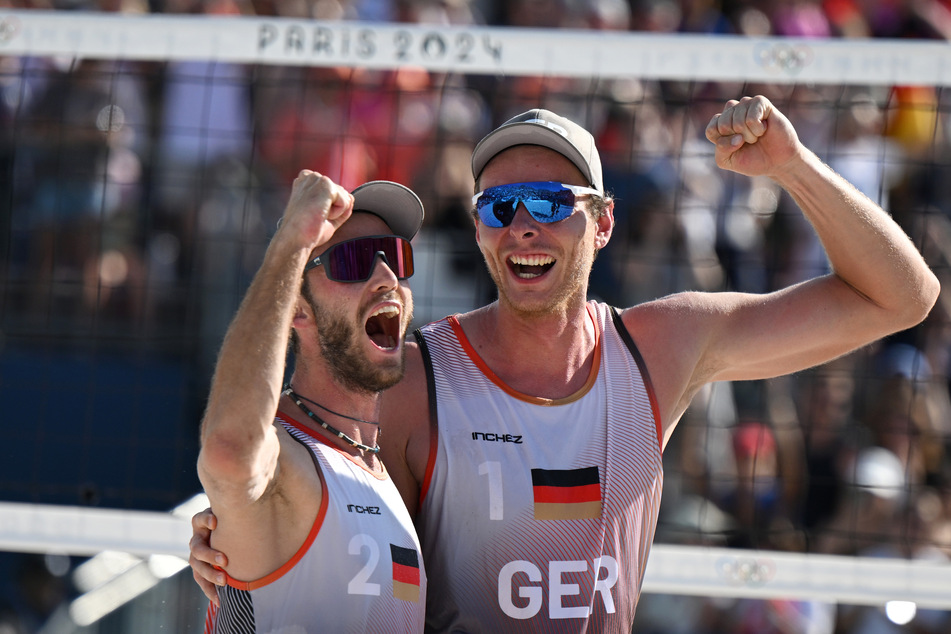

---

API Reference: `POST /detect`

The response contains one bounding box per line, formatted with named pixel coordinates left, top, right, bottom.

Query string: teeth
left=371, top=305, right=400, bottom=318
left=509, top=254, right=555, bottom=266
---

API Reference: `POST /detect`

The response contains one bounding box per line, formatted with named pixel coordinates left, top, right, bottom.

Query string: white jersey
left=415, top=301, right=663, bottom=633
left=205, top=415, right=426, bottom=634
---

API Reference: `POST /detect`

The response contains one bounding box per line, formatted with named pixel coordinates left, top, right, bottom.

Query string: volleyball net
left=2, top=7, right=951, bottom=630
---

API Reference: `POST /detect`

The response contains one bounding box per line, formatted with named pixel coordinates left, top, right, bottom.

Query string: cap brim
left=351, top=181, right=424, bottom=241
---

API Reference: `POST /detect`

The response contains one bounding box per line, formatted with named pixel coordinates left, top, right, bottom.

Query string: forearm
left=197, top=170, right=352, bottom=507
left=198, top=233, right=309, bottom=497
left=775, top=149, right=939, bottom=324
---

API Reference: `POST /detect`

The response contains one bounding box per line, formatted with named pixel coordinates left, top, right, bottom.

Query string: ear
left=472, top=212, right=482, bottom=244
left=292, top=297, right=311, bottom=328
left=594, top=199, right=614, bottom=251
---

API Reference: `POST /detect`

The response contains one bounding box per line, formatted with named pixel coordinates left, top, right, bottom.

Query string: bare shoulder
left=616, top=292, right=738, bottom=443
left=209, top=425, right=323, bottom=581
left=617, top=291, right=715, bottom=364
left=620, top=291, right=722, bottom=344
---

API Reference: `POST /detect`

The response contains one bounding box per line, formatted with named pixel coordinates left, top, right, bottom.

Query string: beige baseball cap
left=351, top=180, right=425, bottom=240
left=471, top=109, right=604, bottom=194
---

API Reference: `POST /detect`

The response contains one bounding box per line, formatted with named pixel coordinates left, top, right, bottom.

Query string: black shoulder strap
left=609, top=305, right=656, bottom=387
left=412, top=328, right=438, bottom=429
left=609, top=305, right=639, bottom=359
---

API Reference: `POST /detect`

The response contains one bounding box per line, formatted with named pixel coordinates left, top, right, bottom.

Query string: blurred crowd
left=3, top=0, right=951, bottom=632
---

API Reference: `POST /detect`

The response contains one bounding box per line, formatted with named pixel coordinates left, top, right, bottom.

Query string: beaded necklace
left=283, top=386, right=380, bottom=454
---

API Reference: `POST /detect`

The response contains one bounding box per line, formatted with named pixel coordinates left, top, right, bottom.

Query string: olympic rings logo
left=0, top=16, right=21, bottom=45
left=715, top=555, right=777, bottom=587
left=753, top=42, right=814, bottom=76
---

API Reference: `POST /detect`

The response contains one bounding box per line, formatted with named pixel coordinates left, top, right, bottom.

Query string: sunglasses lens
left=475, top=182, right=578, bottom=227
left=522, top=197, right=574, bottom=223
left=487, top=199, right=516, bottom=228
left=323, top=236, right=414, bottom=282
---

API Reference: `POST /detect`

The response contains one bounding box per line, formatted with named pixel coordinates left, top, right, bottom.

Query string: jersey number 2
left=347, top=533, right=381, bottom=596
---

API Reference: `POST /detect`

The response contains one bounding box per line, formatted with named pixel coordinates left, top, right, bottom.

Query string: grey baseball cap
left=351, top=180, right=424, bottom=241
left=470, top=109, right=604, bottom=194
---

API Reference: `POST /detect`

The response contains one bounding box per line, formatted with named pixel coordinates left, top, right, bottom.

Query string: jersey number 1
left=479, top=461, right=504, bottom=520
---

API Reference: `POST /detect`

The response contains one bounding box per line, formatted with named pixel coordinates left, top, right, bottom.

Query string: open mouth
left=365, top=305, right=401, bottom=350
left=508, top=254, right=555, bottom=279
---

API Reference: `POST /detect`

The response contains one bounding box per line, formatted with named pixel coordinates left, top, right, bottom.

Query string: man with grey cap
left=193, top=96, right=938, bottom=632
left=198, top=171, right=427, bottom=632
left=397, top=96, right=934, bottom=631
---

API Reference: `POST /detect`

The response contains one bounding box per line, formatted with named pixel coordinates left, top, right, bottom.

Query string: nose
left=367, top=251, right=400, bottom=290
left=508, top=202, right=538, bottom=238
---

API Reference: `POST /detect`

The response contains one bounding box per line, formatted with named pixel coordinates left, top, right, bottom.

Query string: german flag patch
left=390, top=544, right=421, bottom=602
left=532, top=467, right=602, bottom=520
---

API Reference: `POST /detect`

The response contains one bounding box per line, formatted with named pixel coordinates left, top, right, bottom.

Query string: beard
left=306, top=292, right=407, bottom=395
left=485, top=244, right=593, bottom=318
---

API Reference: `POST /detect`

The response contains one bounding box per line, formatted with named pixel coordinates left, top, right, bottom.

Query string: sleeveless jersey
left=205, top=415, right=426, bottom=634
left=414, top=301, right=663, bottom=633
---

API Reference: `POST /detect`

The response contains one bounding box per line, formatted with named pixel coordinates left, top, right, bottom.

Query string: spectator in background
left=253, top=66, right=376, bottom=187
left=15, top=57, right=150, bottom=321
left=817, top=445, right=951, bottom=632
left=793, top=360, right=861, bottom=537
left=591, top=96, right=680, bottom=307
left=150, top=0, right=260, bottom=380
left=865, top=342, right=949, bottom=487
left=815, top=446, right=908, bottom=555
left=718, top=421, right=785, bottom=548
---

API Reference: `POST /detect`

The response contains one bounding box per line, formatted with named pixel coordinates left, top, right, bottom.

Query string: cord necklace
left=283, top=386, right=380, bottom=454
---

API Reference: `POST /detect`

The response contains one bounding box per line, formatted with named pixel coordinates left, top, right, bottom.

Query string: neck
left=289, top=365, right=383, bottom=424
left=463, top=300, right=596, bottom=397
left=487, top=297, right=593, bottom=349
left=282, top=375, right=382, bottom=456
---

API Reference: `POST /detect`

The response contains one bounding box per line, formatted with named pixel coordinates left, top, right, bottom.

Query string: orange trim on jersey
left=203, top=599, right=217, bottom=634
left=220, top=415, right=331, bottom=592
left=417, top=415, right=439, bottom=510
left=447, top=304, right=601, bottom=406
left=626, top=338, right=664, bottom=454
left=609, top=303, right=665, bottom=454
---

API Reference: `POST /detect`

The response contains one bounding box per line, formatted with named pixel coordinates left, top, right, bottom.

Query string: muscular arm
left=709, top=96, right=937, bottom=331
left=626, top=96, right=940, bottom=448
left=197, top=172, right=353, bottom=510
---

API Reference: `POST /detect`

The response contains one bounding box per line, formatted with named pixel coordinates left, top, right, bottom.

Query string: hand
left=189, top=507, right=227, bottom=606
left=705, top=95, right=802, bottom=178
left=276, top=170, right=354, bottom=251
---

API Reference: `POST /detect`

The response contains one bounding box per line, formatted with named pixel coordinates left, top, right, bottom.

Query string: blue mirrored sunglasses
left=304, top=235, right=414, bottom=283
left=471, top=181, right=602, bottom=228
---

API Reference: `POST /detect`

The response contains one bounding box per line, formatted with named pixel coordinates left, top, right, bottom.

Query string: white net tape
left=2, top=500, right=950, bottom=609
left=3, top=9, right=951, bottom=85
